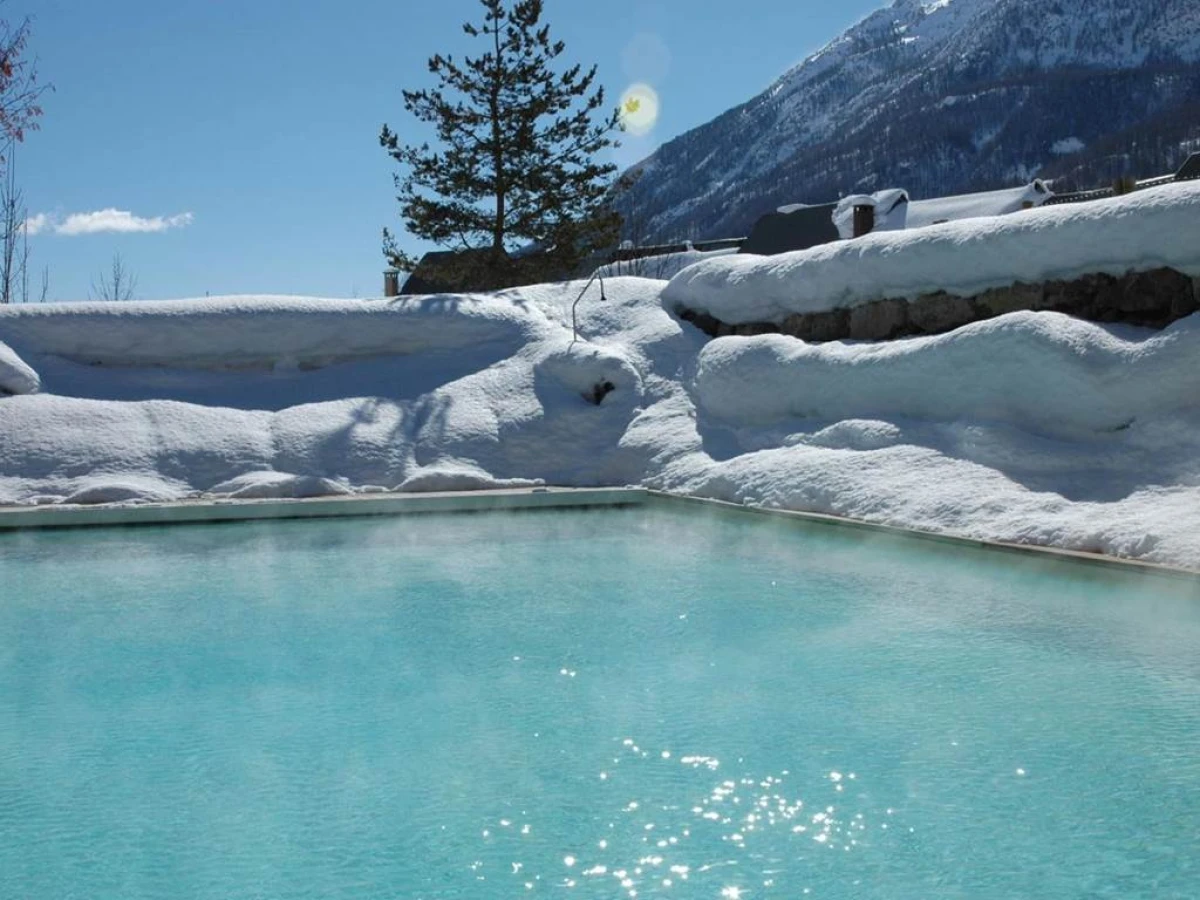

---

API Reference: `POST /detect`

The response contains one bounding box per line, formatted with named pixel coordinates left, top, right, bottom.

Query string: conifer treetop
left=381, top=0, right=621, bottom=278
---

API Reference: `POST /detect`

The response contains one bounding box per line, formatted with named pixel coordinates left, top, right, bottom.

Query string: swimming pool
left=1, top=505, right=1198, bottom=898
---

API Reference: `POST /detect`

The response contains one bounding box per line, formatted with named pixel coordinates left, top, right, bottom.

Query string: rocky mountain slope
left=617, top=0, right=1200, bottom=241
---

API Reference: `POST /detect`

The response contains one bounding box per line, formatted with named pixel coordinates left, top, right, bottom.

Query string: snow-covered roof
left=906, top=180, right=1052, bottom=229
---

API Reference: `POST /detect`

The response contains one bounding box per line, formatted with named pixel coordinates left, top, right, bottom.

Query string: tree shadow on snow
left=33, top=345, right=511, bottom=412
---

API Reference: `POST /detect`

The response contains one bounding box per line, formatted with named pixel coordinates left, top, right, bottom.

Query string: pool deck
left=0, top=486, right=1197, bottom=583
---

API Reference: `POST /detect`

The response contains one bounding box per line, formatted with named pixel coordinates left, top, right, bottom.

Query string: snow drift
left=693, top=311, right=1199, bottom=439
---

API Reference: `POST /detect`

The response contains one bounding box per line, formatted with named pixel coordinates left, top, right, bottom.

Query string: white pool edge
left=649, top=492, right=1200, bottom=584
left=0, top=486, right=649, bottom=528
left=0, top=486, right=1196, bottom=583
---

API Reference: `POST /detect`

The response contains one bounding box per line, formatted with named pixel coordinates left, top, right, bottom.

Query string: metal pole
left=570, top=271, right=606, bottom=344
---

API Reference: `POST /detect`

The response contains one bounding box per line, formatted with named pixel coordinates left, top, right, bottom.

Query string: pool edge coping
left=0, top=486, right=1196, bottom=583
left=0, top=486, right=650, bottom=528
left=646, top=491, right=1200, bottom=584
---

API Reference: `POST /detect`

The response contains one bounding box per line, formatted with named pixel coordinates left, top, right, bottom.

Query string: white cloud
left=20, top=213, right=49, bottom=236
left=22, top=208, right=195, bottom=237
left=56, top=208, right=194, bottom=236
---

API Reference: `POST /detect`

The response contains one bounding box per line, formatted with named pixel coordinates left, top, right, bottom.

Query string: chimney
left=383, top=269, right=401, bottom=297
left=852, top=204, right=875, bottom=238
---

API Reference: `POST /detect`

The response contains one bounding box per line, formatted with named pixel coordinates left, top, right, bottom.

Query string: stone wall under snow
left=663, top=182, right=1200, bottom=329
left=677, top=267, right=1200, bottom=342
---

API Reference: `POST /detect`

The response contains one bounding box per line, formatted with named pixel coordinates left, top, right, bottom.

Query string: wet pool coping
left=0, top=486, right=1196, bottom=584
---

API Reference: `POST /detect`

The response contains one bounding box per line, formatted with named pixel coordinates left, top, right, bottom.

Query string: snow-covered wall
left=0, top=294, right=536, bottom=370
left=664, top=182, right=1200, bottom=324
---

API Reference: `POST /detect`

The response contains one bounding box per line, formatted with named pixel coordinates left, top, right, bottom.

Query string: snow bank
left=0, top=294, right=536, bottom=370
left=664, top=181, right=1200, bottom=324
left=2, top=276, right=1199, bottom=570
left=693, top=312, right=1198, bottom=439
left=0, top=338, right=39, bottom=395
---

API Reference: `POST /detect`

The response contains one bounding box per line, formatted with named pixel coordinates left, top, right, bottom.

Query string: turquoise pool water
left=1, top=507, right=1198, bottom=899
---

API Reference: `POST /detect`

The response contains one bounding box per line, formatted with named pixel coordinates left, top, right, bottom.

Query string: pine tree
left=380, top=0, right=621, bottom=288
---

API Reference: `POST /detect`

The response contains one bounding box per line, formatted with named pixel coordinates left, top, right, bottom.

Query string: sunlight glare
left=620, top=83, right=660, bottom=136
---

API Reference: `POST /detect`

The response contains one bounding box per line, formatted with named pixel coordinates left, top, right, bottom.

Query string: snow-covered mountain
left=617, top=0, right=1200, bottom=241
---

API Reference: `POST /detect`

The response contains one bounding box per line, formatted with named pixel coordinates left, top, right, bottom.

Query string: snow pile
left=2, top=205, right=1200, bottom=569
left=534, top=342, right=643, bottom=405
left=0, top=339, right=39, bottom=395
left=664, top=181, right=1200, bottom=324
left=692, top=312, right=1198, bottom=439
left=207, top=472, right=354, bottom=500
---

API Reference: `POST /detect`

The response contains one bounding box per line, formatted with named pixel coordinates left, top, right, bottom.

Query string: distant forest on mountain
left=615, top=0, right=1200, bottom=241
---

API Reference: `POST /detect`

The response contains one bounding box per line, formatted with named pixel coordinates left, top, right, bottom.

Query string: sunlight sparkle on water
left=470, top=735, right=901, bottom=894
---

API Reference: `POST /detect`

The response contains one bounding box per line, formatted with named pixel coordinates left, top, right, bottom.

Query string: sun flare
left=619, top=83, right=660, bottom=136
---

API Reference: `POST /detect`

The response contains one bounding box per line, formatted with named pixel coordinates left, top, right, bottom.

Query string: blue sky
left=13, top=0, right=881, bottom=300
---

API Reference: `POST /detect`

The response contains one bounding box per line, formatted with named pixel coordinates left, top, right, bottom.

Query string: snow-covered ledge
left=663, top=181, right=1200, bottom=333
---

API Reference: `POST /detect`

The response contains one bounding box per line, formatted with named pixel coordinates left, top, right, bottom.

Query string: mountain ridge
left=616, top=0, right=1200, bottom=242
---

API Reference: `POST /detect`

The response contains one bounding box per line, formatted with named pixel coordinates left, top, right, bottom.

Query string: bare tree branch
left=0, top=140, right=24, bottom=303
left=0, top=5, right=49, bottom=158
left=91, top=253, right=138, bottom=302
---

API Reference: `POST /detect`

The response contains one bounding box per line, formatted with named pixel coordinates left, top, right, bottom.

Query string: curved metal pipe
left=570, top=272, right=606, bottom=344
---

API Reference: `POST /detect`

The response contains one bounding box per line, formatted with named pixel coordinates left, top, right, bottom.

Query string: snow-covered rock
left=533, top=342, right=643, bottom=406
left=0, top=339, right=39, bottom=395
left=692, top=311, right=1198, bottom=440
